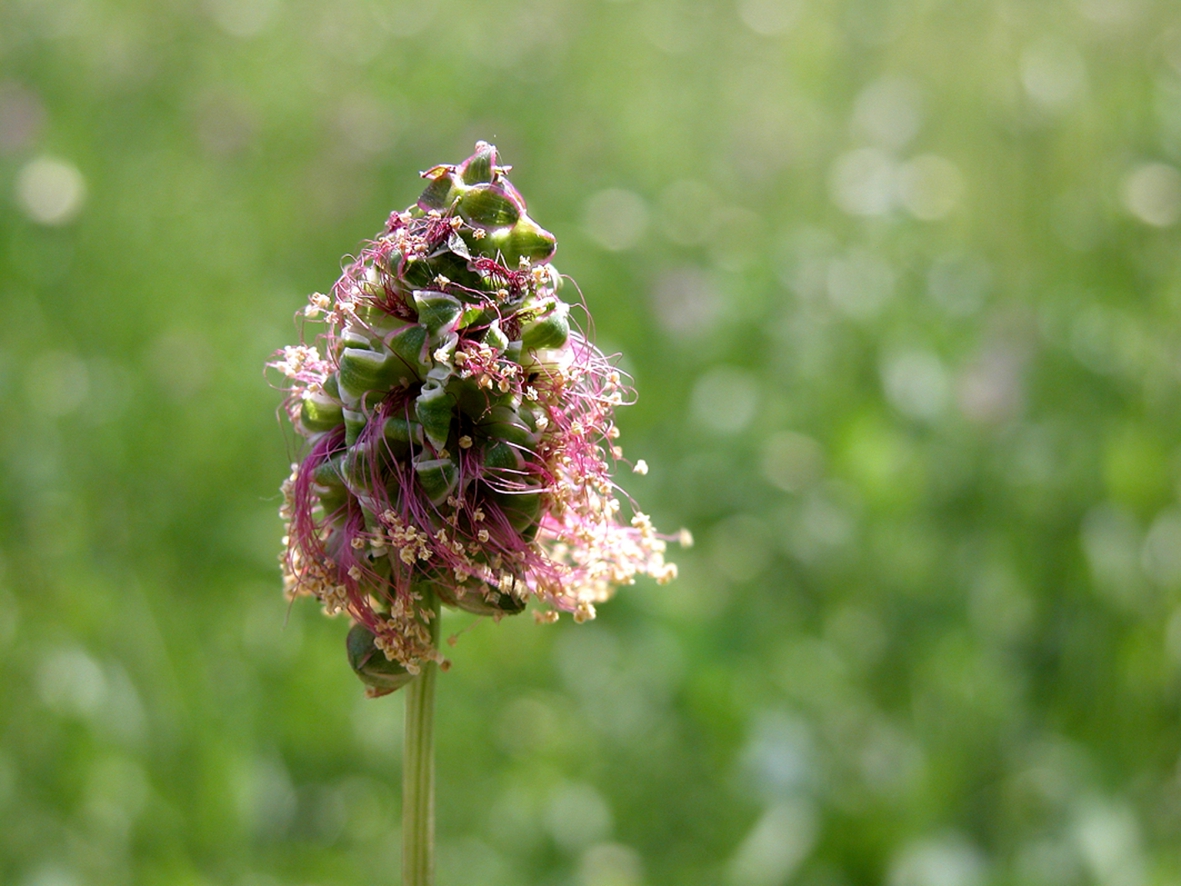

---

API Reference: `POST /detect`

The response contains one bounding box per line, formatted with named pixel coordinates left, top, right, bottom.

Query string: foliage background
left=2, top=0, right=1181, bottom=884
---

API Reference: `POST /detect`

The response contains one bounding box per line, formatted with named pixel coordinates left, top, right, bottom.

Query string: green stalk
left=402, top=590, right=441, bottom=886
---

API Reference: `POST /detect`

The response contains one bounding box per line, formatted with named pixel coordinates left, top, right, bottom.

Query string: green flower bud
left=414, top=456, right=459, bottom=504
left=388, top=325, right=431, bottom=377
left=498, top=217, right=557, bottom=266
left=415, top=377, right=454, bottom=450
left=435, top=581, right=527, bottom=617
left=413, top=291, right=463, bottom=338
left=347, top=622, right=415, bottom=696
left=338, top=347, right=413, bottom=405
left=521, top=300, right=571, bottom=353
left=300, top=391, right=344, bottom=433
left=458, top=184, right=521, bottom=229
left=382, top=415, right=424, bottom=459
left=342, top=407, right=367, bottom=446
left=459, top=141, right=498, bottom=185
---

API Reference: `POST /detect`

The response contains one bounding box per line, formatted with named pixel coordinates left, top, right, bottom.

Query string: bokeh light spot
left=1073, top=802, right=1145, bottom=886
left=20, top=866, right=79, bottom=886
left=881, top=350, right=950, bottom=421
left=16, top=157, right=86, bottom=226
left=1141, top=508, right=1181, bottom=588
left=737, top=0, right=802, bottom=36
left=852, top=76, right=923, bottom=150
left=1121, top=163, right=1181, bottom=227
left=547, top=782, right=613, bottom=852
left=897, top=155, right=965, bottom=221
left=726, top=800, right=818, bottom=886
left=579, top=843, right=643, bottom=886
left=888, top=834, right=986, bottom=886
left=584, top=189, right=650, bottom=251
left=38, top=647, right=107, bottom=717
left=1021, top=38, right=1087, bottom=109
left=830, top=147, right=895, bottom=216
left=206, top=0, right=279, bottom=38
left=692, top=366, right=759, bottom=434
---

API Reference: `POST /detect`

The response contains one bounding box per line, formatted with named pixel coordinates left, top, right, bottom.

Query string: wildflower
left=269, top=142, right=683, bottom=692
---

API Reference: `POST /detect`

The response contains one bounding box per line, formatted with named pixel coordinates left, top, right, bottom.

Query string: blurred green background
left=3, top=0, right=1181, bottom=884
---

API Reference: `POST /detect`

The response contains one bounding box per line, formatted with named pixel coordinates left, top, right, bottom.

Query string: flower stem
left=402, top=590, right=441, bottom=886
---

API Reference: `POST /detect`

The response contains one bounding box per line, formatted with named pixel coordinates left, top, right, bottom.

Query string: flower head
left=271, top=143, right=682, bottom=692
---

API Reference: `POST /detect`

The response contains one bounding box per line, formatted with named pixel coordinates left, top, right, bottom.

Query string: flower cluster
left=271, top=143, right=683, bottom=694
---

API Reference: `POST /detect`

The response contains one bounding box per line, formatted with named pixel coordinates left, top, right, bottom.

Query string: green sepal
left=341, top=328, right=372, bottom=349
left=380, top=248, right=404, bottom=277
left=436, top=581, right=526, bottom=617
left=311, top=459, right=350, bottom=522
left=502, top=217, right=557, bottom=266
left=362, top=550, right=392, bottom=584
left=484, top=220, right=556, bottom=267
left=460, top=142, right=497, bottom=185
left=342, top=448, right=374, bottom=490
left=300, top=392, right=344, bottom=433
left=388, top=325, right=430, bottom=377
left=347, top=622, right=415, bottom=696
left=401, top=250, right=478, bottom=293
left=458, top=184, right=521, bottom=229
left=412, top=291, right=463, bottom=338
left=317, top=486, right=351, bottom=522
left=483, top=405, right=539, bottom=449
left=516, top=403, right=546, bottom=436
left=357, top=271, right=385, bottom=300
left=431, top=250, right=481, bottom=286
left=415, top=379, right=454, bottom=450
left=343, top=408, right=367, bottom=446
left=312, top=455, right=347, bottom=489
left=483, top=320, right=509, bottom=352
left=447, top=374, right=496, bottom=419
left=354, top=303, right=411, bottom=339
left=484, top=441, right=525, bottom=474
left=414, top=456, right=459, bottom=504
left=460, top=305, right=488, bottom=329
left=491, top=490, right=542, bottom=533
left=339, top=347, right=415, bottom=405
left=418, top=173, right=457, bottom=212
left=521, top=301, right=570, bottom=352
left=400, top=256, right=437, bottom=290
left=382, top=415, right=424, bottom=459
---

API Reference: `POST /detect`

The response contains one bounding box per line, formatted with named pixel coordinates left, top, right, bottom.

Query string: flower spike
left=271, top=143, right=682, bottom=687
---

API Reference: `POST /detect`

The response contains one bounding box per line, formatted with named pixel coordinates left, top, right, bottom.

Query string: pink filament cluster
left=272, top=178, right=680, bottom=674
